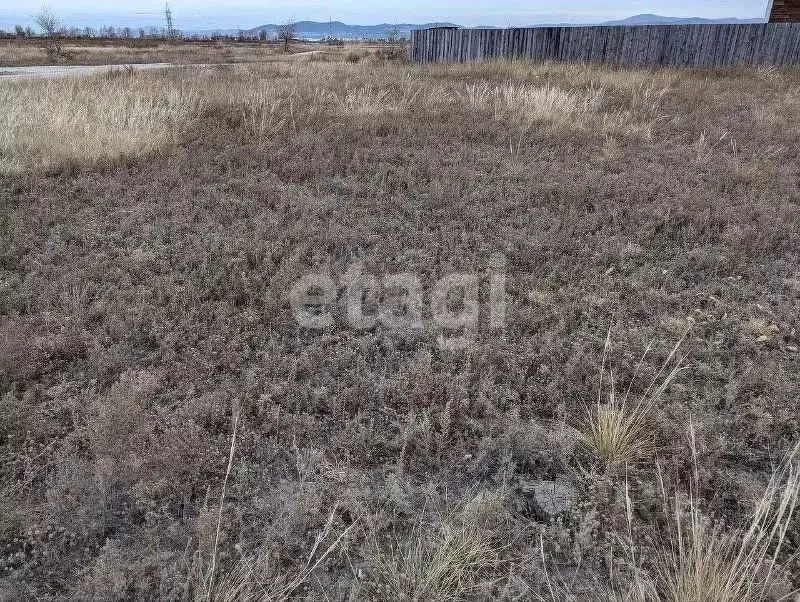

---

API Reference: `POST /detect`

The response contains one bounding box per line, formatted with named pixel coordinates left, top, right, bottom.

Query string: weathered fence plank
left=411, top=24, right=800, bottom=67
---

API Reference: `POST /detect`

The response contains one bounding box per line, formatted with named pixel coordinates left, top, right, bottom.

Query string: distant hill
left=600, top=14, right=764, bottom=26
left=477, top=14, right=765, bottom=28
left=243, top=15, right=766, bottom=40
left=246, top=21, right=458, bottom=40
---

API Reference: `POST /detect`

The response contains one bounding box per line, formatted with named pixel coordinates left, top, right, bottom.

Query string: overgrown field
left=1, top=56, right=799, bottom=599
left=0, top=38, right=320, bottom=68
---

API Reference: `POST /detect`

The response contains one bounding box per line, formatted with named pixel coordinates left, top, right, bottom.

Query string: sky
left=0, top=1, right=772, bottom=32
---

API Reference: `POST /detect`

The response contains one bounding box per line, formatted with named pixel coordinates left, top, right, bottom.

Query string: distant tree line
left=0, top=26, right=408, bottom=43
left=0, top=10, right=409, bottom=46
left=0, top=24, right=295, bottom=42
left=0, top=24, right=189, bottom=40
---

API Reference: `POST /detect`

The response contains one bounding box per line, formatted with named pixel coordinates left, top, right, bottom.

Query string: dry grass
left=600, top=432, right=800, bottom=601
left=0, top=43, right=51, bottom=67
left=553, top=437, right=800, bottom=601
left=0, top=38, right=312, bottom=68
left=1, top=54, right=799, bottom=598
left=462, top=81, right=606, bottom=128
left=0, top=58, right=674, bottom=174
left=0, top=68, right=205, bottom=173
left=653, top=436, right=800, bottom=601
left=198, top=506, right=357, bottom=602
left=369, top=490, right=507, bottom=600
left=579, top=326, right=690, bottom=471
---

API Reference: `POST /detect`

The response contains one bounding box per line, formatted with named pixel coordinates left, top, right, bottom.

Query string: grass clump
left=461, top=81, right=605, bottom=128
left=653, top=436, right=800, bottom=601
left=580, top=326, right=690, bottom=471
left=369, top=491, right=507, bottom=600
left=345, top=51, right=362, bottom=64
left=198, top=506, right=357, bottom=602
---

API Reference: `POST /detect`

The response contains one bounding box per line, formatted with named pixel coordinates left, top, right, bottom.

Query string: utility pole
left=164, top=2, right=175, bottom=40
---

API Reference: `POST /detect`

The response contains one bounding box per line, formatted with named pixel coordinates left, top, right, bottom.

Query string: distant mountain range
left=600, top=14, right=764, bottom=26
left=245, top=15, right=766, bottom=40
left=245, top=21, right=458, bottom=40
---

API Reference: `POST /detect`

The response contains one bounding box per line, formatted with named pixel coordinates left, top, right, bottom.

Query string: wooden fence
left=411, top=24, right=800, bottom=67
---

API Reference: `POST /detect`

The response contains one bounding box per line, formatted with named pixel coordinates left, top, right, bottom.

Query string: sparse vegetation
left=1, top=53, right=799, bottom=598
left=381, top=26, right=408, bottom=62
left=0, top=37, right=315, bottom=68
left=605, top=431, right=800, bottom=601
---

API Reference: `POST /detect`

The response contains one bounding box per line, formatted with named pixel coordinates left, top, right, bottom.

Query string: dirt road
left=0, top=63, right=174, bottom=80
left=0, top=52, right=326, bottom=80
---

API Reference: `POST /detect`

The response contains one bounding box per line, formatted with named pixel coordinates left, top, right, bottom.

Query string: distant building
left=768, top=0, right=800, bottom=22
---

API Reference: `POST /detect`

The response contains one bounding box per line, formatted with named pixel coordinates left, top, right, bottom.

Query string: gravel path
left=0, top=54, right=325, bottom=80
left=0, top=63, right=174, bottom=80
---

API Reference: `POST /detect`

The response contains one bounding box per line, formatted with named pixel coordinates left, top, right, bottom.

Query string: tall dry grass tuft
left=0, top=69, right=205, bottom=173
left=197, top=408, right=240, bottom=601
left=200, top=506, right=358, bottom=602
left=449, top=59, right=671, bottom=136
left=461, top=81, right=605, bottom=128
left=592, top=434, right=800, bottom=602
left=654, top=430, right=800, bottom=601
left=0, top=58, right=673, bottom=175
left=333, top=84, right=392, bottom=116
left=331, top=82, right=421, bottom=116
left=579, top=326, right=691, bottom=471
left=370, top=490, right=506, bottom=600
left=237, top=84, right=286, bottom=147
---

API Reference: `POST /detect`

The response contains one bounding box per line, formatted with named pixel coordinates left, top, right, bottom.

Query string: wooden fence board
left=411, top=23, right=800, bottom=67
